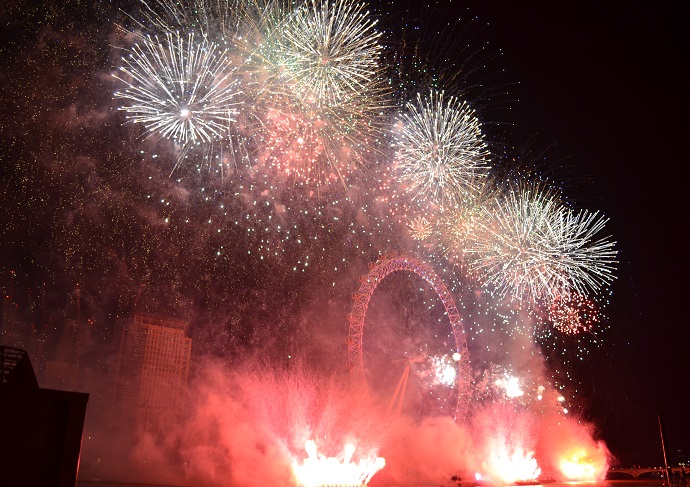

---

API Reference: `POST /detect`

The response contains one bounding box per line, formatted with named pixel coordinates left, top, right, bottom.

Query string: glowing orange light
left=557, top=445, right=608, bottom=482
left=292, top=439, right=385, bottom=487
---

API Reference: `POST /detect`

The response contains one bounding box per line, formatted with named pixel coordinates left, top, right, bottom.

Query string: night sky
left=1, top=0, right=689, bottom=470
left=452, top=0, right=690, bottom=465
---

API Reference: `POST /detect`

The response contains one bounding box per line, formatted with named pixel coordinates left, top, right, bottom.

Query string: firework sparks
left=547, top=293, right=600, bottom=335
left=436, top=181, right=498, bottom=262
left=261, top=107, right=328, bottom=183
left=477, top=406, right=542, bottom=485
left=292, top=439, right=385, bottom=487
left=468, top=183, right=617, bottom=302
left=549, top=208, right=618, bottom=295
left=394, top=90, right=490, bottom=208
left=250, top=0, right=389, bottom=187
left=114, top=31, right=242, bottom=147
left=407, top=215, right=433, bottom=240
left=430, top=354, right=458, bottom=387
left=271, top=0, right=383, bottom=108
left=495, top=374, right=524, bottom=399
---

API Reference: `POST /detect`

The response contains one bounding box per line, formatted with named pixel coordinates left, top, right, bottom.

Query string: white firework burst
left=394, top=90, right=490, bottom=208
left=114, top=31, right=242, bottom=146
left=468, top=183, right=617, bottom=302
left=548, top=207, right=618, bottom=294
left=247, top=0, right=389, bottom=187
left=269, top=0, right=384, bottom=107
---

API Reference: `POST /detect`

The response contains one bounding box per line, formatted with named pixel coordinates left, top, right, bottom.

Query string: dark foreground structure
left=0, top=345, right=89, bottom=487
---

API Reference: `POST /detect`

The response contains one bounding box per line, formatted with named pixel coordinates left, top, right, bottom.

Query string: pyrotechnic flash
left=272, top=0, right=383, bottom=108
left=394, top=90, right=490, bottom=208
left=468, top=183, right=617, bottom=302
left=430, top=354, right=457, bottom=387
left=557, top=444, right=609, bottom=481
left=292, top=439, right=385, bottom=487
left=475, top=405, right=543, bottom=484
left=114, top=31, right=242, bottom=146
left=495, top=375, right=524, bottom=399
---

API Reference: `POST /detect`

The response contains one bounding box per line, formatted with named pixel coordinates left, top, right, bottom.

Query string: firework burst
left=394, top=90, right=490, bottom=208
left=134, top=0, right=280, bottom=40
left=260, top=106, right=328, bottom=183
left=256, top=97, right=385, bottom=187
left=546, top=293, right=601, bottom=335
left=114, top=31, right=242, bottom=147
left=468, top=183, right=617, bottom=302
left=248, top=0, right=389, bottom=187
left=407, top=215, right=433, bottom=241
left=270, top=0, right=384, bottom=108
left=472, top=363, right=572, bottom=415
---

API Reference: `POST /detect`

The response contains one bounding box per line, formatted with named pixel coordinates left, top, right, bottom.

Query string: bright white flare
left=431, top=354, right=457, bottom=387
left=114, top=32, right=241, bottom=145
left=292, top=439, right=385, bottom=487
left=495, top=375, right=524, bottom=399
left=394, top=90, right=490, bottom=208
left=484, top=446, right=541, bottom=485
left=468, top=183, right=617, bottom=301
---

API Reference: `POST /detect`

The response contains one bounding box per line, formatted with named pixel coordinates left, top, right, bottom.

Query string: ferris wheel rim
left=347, top=255, right=471, bottom=422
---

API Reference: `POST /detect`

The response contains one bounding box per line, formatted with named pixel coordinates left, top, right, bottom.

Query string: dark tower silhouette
left=0, top=345, right=89, bottom=487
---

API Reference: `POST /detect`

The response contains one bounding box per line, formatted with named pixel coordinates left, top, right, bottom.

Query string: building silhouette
left=40, top=285, right=91, bottom=390
left=115, top=313, right=192, bottom=432
left=42, top=318, right=86, bottom=390
left=1, top=345, right=89, bottom=487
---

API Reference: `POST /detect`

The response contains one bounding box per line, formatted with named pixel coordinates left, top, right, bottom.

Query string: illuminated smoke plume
left=123, top=359, right=391, bottom=487
left=537, top=414, right=611, bottom=482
